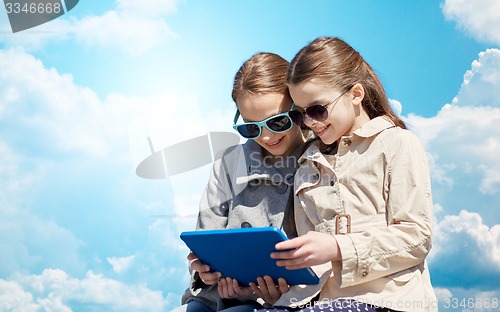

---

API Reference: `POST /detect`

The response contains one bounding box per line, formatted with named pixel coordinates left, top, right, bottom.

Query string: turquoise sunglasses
left=232, top=105, right=295, bottom=139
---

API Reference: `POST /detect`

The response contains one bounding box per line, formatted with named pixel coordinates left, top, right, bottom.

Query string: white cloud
left=0, top=47, right=211, bottom=310
left=431, top=210, right=500, bottom=273
left=1, top=269, right=169, bottom=311
left=0, top=138, right=85, bottom=277
left=442, top=0, right=500, bottom=45
left=0, top=0, right=180, bottom=55
left=0, top=48, right=200, bottom=161
left=398, top=49, right=500, bottom=293
left=389, top=98, right=402, bottom=118
left=73, top=10, right=178, bottom=55
left=406, top=49, right=500, bottom=195
left=107, top=255, right=136, bottom=274
left=0, top=48, right=109, bottom=158
left=451, top=49, right=500, bottom=108
left=408, top=104, right=500, bottom=194
left=0, top=280, right=38, bottom=312
left=433, top=287, right=453, bottom=302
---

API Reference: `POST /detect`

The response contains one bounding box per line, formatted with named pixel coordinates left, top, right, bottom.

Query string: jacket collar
left=298, top=116, right=396, bottom=166
left=235, top=139, right=302, bottom=185
left=298, top=141, right=331, bottom=169
left=352, top=116, right=395, bottom=138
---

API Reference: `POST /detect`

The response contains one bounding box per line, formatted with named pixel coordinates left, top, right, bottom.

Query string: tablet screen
left=180, top=226, right=319, bottom=286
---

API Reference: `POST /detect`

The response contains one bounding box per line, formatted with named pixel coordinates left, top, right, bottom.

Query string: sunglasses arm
left=233, top=109, right=241, bottom=125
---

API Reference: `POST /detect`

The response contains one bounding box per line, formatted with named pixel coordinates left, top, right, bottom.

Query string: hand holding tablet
left=180, top=227, right=319, bottom=286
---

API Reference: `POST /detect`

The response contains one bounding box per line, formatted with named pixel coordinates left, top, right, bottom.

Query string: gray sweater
left=181, top=139, right=305, bottom=311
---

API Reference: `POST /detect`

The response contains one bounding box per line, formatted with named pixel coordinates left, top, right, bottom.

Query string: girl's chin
left=264, top=147, right=286, bottom=156
left=319, top=135, right=336, bottom=145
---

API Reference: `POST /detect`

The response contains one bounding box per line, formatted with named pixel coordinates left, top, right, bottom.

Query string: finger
left=256, top=277, right=266, bottom=292
left=278, top=278, right=290, bottom=294
left=199, top=271, right=220, bottom=280
left=231, top=278, right=242, bottom=296
left=231, top=279, right=247, bottom=297
left=275, top=256, right=306, bottom=268
left=217, top=279, right=224, bottom=297
left=200, top=272, right=221, bottom=282
left=263, top=276, right=280, bottom=298
left=249, top=282, right=262, bottom=298
left=256, top=277, right=272, bottom=302
left=225, top=277, right=236, bottom=298
left=274, top=236, right=305, bottom=250
left=285, top=264, right=308, bottom=270
left=276, top=259, right=309, bottom=270
left=190, top=259, right=211, bottom=273
left=271, top=248, right=303, bottom=260
left=277, top=254, right=312, bottom=269
left=199, top=271, right=221, bottom=284
left=218, top=278, right=229, bottom=298
left=187, top=252, right=197, bottom=261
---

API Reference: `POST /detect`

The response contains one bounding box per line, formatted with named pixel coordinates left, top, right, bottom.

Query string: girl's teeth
left=269, top=138, right=282, bottom=146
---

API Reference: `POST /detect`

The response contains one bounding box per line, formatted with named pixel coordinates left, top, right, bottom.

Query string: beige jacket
left=274, top=116, right=437, bottom=312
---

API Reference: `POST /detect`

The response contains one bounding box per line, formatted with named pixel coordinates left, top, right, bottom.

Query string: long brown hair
left=288, top=37, right=405, bottom=129
left=232, top=52, right=290, bottom=104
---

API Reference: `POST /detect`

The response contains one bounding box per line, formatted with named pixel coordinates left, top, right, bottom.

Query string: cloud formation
left=0, top=0, right=180, bottom=55
left=452, top=49, right=500, bottom=108
left=0, top=269, right=169, bottom=311
left=430, top=210, right=500, bottom=288
left=107, top=255, right=136, bottom=274
left=74, top=0, right=180, bottom=54
left=442, top=0, right=500, bottom=45
left=0, top=48, right=193, bottom=309
left=404, top=48, right=500, bottom=294
left=0, top=48, right=113, bottom=157
left=73, top=10, right=177, bottom=55
left=407, top=49, right=500, bottom=195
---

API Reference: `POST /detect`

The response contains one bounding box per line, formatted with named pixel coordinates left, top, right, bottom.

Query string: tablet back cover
left=180, top=227, right=319, bottom=286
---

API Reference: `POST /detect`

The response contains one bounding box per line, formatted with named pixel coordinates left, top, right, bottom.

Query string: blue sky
left=0, top=0, right=499, bottom=311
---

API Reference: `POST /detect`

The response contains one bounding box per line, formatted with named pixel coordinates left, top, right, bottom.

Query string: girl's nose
left=259, top=126, right=275, bottom=142
left=303, top=114, right=316, bottom=128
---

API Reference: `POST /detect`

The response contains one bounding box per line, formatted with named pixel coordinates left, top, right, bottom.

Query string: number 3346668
left=5, top=2, right=62, bottom=14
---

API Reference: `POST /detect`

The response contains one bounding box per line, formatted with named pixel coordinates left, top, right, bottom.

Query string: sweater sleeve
left=182, top=146, right=241, bottom=310
left=196, top=147, right=239, bottom=230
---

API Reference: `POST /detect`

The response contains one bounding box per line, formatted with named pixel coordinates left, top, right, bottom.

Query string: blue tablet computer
left=180, top=226, right=319, bottom=286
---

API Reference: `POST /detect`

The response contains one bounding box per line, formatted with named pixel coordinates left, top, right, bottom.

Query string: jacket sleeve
left=272, top=191, right=331, bottom=308
left=181, top=147, right=241, bottom=311
left=335, top=130, right=433, bottom=287
left=196, top=147, right=239, bottom=230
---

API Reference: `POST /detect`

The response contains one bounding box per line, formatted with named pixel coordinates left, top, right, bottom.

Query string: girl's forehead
left=290, top=81, right=330, bottom=99
left=236, top=92, right=290, bottom=121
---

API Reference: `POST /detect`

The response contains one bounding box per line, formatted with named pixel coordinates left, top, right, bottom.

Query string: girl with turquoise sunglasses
left=176, top=52, right=312, bottom=312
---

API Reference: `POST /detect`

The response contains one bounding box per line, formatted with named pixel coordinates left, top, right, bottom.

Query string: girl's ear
left=351, top=83, right=365, bottom=106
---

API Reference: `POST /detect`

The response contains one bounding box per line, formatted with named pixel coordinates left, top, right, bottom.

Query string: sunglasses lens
left=289, top=110, right=304, bottom=126
left=236, top=124, right=260, bottom=139
left=267, top=115, right=292, bottom=132
left=306, top=105, right=328, bottom=121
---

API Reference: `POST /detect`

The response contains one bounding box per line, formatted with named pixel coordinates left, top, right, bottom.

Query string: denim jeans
left=171, top=300, right=260, bottom=312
